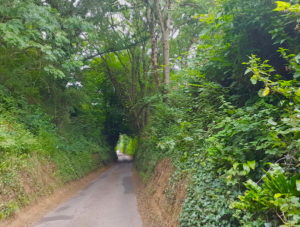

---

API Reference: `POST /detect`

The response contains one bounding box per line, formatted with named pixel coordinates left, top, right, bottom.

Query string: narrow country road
left=32, top=163, right=142, bottom=227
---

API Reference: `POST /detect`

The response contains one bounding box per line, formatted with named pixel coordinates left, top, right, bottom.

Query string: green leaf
left=274, top=1, right=291, bottom=12
left=44, top=65, right=65, bottom=79
left=247, top=160, right=256, bottom=170
left=233, top=162, right=239, bottom=169
left=296, top=180, right=300, bottom=192
left=250, top=76, right=257, bottom=85
left=274, top=193, right=284, bottom=198
left=296, top=88, right=300, bottom=97
left=244, top=68, right=252, bottom=75
left=267, top=118, right=277, bottom=126
left=262, top=87, right=270, bottom=96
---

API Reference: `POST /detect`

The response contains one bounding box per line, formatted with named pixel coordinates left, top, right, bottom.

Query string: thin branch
left=83, top=37, right=149, bottom=61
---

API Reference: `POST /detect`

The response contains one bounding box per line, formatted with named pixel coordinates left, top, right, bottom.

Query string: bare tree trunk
left=146, top=2, right=160, bottom=89
left=151, top=25, right=160, bottom=87
left=162, top=18, right=170, bottom=85
left=154, top=0, right=171, bottom=87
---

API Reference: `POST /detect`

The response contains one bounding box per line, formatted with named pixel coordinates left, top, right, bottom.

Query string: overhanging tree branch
left=83, top=37, right=149, bottom=61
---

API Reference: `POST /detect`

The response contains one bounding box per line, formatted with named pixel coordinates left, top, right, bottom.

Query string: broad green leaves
left=244, top=53, right=300, bottom=102
left=0, top=0, right=93, bottom=84
left=274, top=1, right=300, bottom=13
left=232, top=165, right=300, bottom=226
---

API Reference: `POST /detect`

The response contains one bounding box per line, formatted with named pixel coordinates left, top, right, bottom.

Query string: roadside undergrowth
left=0, top=89, right=113, bottom=221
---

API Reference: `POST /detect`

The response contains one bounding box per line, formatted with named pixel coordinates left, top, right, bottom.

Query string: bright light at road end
left=116, top=151, right=133, bottom=162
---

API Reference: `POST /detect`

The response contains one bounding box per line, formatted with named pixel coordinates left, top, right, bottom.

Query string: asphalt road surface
left=33, top=163, right=142, bottom=227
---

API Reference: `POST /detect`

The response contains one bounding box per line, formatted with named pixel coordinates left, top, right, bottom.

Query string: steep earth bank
left=136, top=159, right=187, bottom=227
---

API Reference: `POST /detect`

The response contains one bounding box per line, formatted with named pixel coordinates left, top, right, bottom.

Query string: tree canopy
left=0, top=0, right=300, bottom=225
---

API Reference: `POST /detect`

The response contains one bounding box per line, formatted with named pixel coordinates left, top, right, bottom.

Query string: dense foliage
left=135, top=0, right=300, bottom=226
left=0, top=0, right=299, bottom=226
left=0, top=0, right=118, bottom=219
